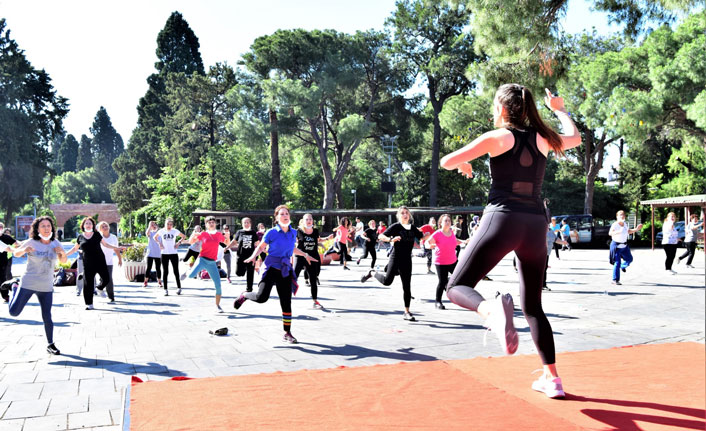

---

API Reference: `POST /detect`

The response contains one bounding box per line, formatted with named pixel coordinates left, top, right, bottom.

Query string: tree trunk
left=582, top=131, right=608, bottom=215
left=429, top=103, right=442, bottom=207
left=269, top=108, right=283, bottom=207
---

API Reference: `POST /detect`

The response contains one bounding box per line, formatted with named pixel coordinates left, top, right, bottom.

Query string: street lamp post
left=29, top=195, right=39, bottom=218
left=351, top=189, right=357, bottom=209
left=381, top=135, right=398, bottom=226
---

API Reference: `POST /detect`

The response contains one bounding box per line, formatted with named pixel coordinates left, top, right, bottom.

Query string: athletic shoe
left=108, top=299, right=115, bottom=304
left=427, top=269, right=434, bottom=275
left=403, top=311, right=416, bottom=322
left=177, top=288, right=182, bottom=295
left=227, top=277, right=231, bottom=284
left=180, top=272, right=187, bottom=281
left=234, top=293, right=246, bottom=310
left=668, top=269, right=677, bottom=275
left=246, top=288, right=253, bottom=292
left=542, top=285, right=552, bottom=291
left=621, top=267, right=627, bottom=273
left=435, top=301, right=446, bottom=310
left=361, top=270, right=373, bottom=283
left=484, top=293, right=518, bottom=355
left=142, top=280, right=148, bottom=287
left=164, top=289, right=169, bottom=296
left=313, top=301, right=323, bottom=310
left=611, top=280, right=622, bottom=285
left=483, top=275, right=493, bottom=281
left=686, top=264, right=695, bottom=268
left=76, top=286, right=81, bottom=296
left=98, top=289, right=107, bottom=298
left=343, top=266, right=350, bottom=271
left=217, top=305, right=224, bottom=313
left=283, top=332, right=298, bottom=344
left=531, top=375, right=565, bottom=399
left=46, top=343, right=60, bottom=355
left=85, top=305, right=94, bottom=310
left=158, top=280, right=163, bottom=288
left=305, top=279, right=310, bottom=286
left=677, top=256, right=682, bottom=264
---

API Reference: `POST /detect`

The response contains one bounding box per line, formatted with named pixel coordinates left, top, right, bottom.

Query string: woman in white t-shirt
left=153, top=218, right=186, bottom=296
left=661, top=212, right=680, bottom=274
left=9, top=216, right=68, bottom=355
left=98, top=222, right=122, bottom=302
left=608, top=210, right=642, bottom=285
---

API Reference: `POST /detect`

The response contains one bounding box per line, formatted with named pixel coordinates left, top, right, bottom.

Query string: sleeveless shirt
left=485, top=128, right=546, bottom=215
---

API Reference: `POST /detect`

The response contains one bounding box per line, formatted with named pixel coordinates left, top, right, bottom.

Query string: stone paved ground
left=0, top=246, right=704, bottom=430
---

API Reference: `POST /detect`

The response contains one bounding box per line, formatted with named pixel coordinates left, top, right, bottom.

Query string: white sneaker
left=177, top=288, right=182, bottom=295
left=217, top=305, right=224, bottom=313
left=669, top=269, right=677, bottom=275
left=85, top=304, right=94, bottom=310
left=483, top=293, right=518, bottom=355
left=76, top=286, right=81, bottom=296
left=686, top=264, right=695, bottom=268
left=98, top=289, right=107, bottom=298
left=532, top=375, right=565, bottom=399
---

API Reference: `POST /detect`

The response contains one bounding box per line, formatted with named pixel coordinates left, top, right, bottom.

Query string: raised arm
left=543, top=89, right=581, bottom=151
left=440, top=129, right=511, bottom=176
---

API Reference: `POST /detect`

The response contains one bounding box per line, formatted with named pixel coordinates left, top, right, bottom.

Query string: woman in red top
left=182, top=216, right=226, bottom=312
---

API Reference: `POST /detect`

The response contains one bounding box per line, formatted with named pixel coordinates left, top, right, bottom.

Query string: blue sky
left=3, top=0, right=621, bottom=147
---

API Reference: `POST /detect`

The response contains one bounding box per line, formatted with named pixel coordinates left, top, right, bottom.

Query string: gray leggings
left=446, top=210, right=556, bottom=365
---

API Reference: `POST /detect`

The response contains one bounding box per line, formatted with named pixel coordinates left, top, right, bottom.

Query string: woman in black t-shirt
left=66, top=217, right=124, bottom=310
left=295, top=214, right=332, bottom=309
left=361, top=207, right=429, bottom=322
left=356, top=220, right=378, bottom=269
left=228, top=217, right=259, bottom=292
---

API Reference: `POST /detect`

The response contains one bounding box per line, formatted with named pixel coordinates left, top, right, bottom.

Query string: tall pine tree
left=54, top=133, right=79, bottom=174
left=91, top=107, right=123, bottom=182
left=112, top=11, right=205, bottom=213
left=0, top=18, right=67, bottom=223
left=76, top=134, right=93, bottom=171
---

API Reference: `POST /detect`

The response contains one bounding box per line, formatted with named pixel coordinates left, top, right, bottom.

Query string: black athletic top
left=383, top=223, right=423, bottom=259
left=486, top=127, right=546, bottom=215
left=77, top=233, right=107, bottom=267
left=234, top=229, right=257, bottom=258
left=297, top=228, right=320, bottom=261
left=364, top=227, right=377, bottom=247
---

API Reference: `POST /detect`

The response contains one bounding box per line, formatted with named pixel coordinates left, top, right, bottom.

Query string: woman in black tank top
left=440, top=85, right=581, bottom=399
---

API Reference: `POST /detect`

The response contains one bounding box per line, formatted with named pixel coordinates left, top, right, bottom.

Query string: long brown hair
left=495, top=84, right=564, bottom=155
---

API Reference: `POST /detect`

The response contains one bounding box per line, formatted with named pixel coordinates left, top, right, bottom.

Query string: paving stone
left=68, top=410, right=112, bottom=429
left=35, top=368, right=71, bottom=383
left=22, top=413, right=67, bottom=431
left=2, top=399, right=49, bottom=419
left=1, top=383, right=44, bottom=402
left=0, top=419, right=23, bottom=431
left=40, top=380, right=79, bottom=399
left=46, top=395, right=88, bottom=415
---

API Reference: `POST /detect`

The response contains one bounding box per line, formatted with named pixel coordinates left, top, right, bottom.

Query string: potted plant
left=122, top=243, right=147, bottom=282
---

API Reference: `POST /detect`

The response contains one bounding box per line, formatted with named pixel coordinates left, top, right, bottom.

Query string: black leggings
left=663, top=244, right=678, bottom=270
left=161, top=254, right=181, bottom=290
left=183, top=249, right=199, bottom=264
left=679, top=242, right=697, bottom=265
left=145, top=256, right=162, bottom=280
left=339, top=243, right=348, bottom=265
left=374, top=255, right=413, bottom=308
left=235, top=257, right=255, bottom=291
left=435, top=262, right=457, bottom=302
left=360, top=244, right=377, bottom=268
left=295, top=256, right=321, bottom=300
left=244, top=267, right=292, bottom=332
left=446, top=210, right=556, bottom=365
left=83, top=260, right=110, bottom=306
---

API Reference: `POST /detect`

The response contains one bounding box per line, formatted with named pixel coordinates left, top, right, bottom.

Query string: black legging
left=183, top=249, right=199, bottom=263
left=679, top=242, right=697, bottom=266
left=360, top=243, right=377, bottom=268
left=83, top=260, right=110, bottom=306
left=339, top=243, right=349, bottom=265
left=145, top=256, right=162, bottom=280
left=446, top=211, right=556, bottom=365
left=236, top=257, right=255, bottom=291
left=244, top=267, right=292, bottom=332
left=161, top=254, right=181, bottom=291
left=374, top=256, right=413, bottom=308
left=294, top=256, right=321, bottom=300
left=663, top=244, right=678, bottom=270
left=435, top=262, right=457, bottom=302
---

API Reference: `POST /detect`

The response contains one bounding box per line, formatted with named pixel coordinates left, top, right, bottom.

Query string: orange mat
left=129, top=342, right=705, bottom=430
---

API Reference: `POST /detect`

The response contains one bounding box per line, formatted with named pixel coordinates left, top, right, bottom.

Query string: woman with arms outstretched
left=440, top=85, right=581, bottom=399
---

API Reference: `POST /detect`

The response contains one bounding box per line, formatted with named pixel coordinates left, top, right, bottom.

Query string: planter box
left=123, top=261, right=147, bottom=282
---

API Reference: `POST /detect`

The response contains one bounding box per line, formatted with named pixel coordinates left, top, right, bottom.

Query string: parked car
left=553, top=214, right=613, bottom=247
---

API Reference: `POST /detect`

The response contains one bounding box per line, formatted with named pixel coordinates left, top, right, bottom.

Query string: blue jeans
left=612, top=246, right=633, bottom=282
left=188, top=257, right=221, bottom=295
left=9, top=286, right=54, bottom=344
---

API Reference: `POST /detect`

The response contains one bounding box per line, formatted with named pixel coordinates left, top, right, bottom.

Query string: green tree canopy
left=76, top=134, right=93, bottom=171
left=90, top=107, right=124, bottom=182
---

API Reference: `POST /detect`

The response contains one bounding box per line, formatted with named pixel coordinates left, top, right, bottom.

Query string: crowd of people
left=2, top=85, right=703, bottom=400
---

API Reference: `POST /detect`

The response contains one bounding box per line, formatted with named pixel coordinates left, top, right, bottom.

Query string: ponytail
left=496, top=84, right=564, bottom=155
